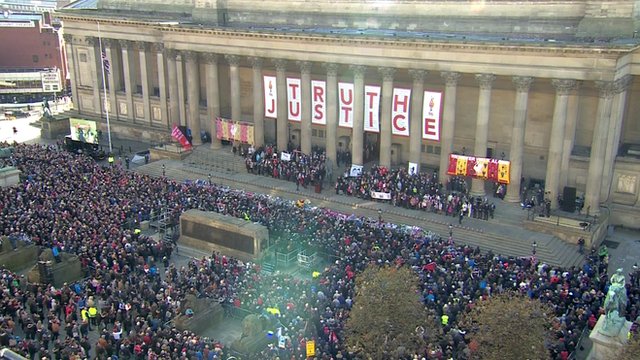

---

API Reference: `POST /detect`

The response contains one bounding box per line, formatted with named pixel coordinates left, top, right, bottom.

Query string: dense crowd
left=0, top=143, right=638, bottom=360
left=244, top=145, right=328, bottom=190
left=335, top=166, right=497, bottom=223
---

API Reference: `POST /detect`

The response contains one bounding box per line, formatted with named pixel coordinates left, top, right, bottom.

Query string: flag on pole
left=101, top=49, right=110, bottom=75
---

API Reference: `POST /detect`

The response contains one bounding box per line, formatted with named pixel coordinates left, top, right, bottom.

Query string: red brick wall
left=0, top=19, right=67, bottom=81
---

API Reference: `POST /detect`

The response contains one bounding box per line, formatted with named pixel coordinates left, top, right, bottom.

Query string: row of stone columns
left=76, top=37, right=630, bottom=213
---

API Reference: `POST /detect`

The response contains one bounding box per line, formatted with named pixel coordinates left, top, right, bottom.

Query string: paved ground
left=7, top=115, right=640, bottom=360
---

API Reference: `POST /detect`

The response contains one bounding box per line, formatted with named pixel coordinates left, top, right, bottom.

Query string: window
left=32, top=55, right=39, bottom=63
left=79, top=53, right=87, bottom=62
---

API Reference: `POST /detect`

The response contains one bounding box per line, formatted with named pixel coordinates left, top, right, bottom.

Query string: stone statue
left=600, top=268, right=628, bottom=335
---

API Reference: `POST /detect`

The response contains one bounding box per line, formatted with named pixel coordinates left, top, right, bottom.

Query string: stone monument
left=26, top=249, right=83, bottom=287
left=588, top=268, right=633, bottom=359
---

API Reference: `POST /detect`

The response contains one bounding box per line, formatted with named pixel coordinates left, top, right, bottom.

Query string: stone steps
left=137, top=159, right=584, bottom=269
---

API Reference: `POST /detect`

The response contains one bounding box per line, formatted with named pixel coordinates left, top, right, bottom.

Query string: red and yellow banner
left=447, top=154, right=511, bottom=184
left=216, top=117, right=255, bottom=145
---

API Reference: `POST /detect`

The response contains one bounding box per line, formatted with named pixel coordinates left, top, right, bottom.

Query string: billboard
left=69, top=118, right=99, bottom=144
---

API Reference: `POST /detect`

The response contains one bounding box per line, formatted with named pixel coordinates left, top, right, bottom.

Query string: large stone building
left=58, top=0, right=640, bottom=226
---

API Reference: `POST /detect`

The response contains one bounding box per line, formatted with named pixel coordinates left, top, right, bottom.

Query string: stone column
left=601, top=75, right=631, bottom=200
left=103, top=39, right=118, bottom=121
left=560, top=85, right=580, bottom=189
left=298, top=61, right=312, bottom=154
left=470, top=73, right=495, bottom=196
left=165, top=49, right=179, bottom=126
left=137, top=42, right=152, bottom=125
left=409, top=69, right=426, bottom=171
left=204, top=54, right=222, bottom=149
left=351, top=65, right=366, bottom=166
left=226, top=55, right=242, bottom=122
left=86, top=37, right=102, bottom=115
left=250, top=57, right=264, bottom=148
left=505, top=76, right=534, bottom=203
left=119, top=40, right=135, bottom=122
left=153, top=43, right=168, bottom=128
left=439, top=72, right=461, bottom=182
left=378, top=67, right=395, bottom=168
left=176, top=53, right=187, bottom=126
left=584, top=81, right=615, bottom=215
left=63, top=34, right=79, bottom=113
left=545, top=79, right=577, bottom=209
left=185, top=51, right=202, bottom=145
left=324, top=63, right=339, bottom=168
left=274, top=59, right=288, bottom=152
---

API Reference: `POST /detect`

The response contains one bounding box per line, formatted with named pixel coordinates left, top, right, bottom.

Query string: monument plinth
left=588, top=314, right=632, bottom=360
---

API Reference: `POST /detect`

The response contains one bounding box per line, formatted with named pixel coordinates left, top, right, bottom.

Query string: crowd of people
left=243, top=145, right=328, bottom=190
left=335, top=166, right=497, bottom=223
left=0, top=143, right=638, bottom=359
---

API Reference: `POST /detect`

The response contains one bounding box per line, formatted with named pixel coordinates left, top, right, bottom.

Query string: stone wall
left=96, top=0, right=640, bottom=38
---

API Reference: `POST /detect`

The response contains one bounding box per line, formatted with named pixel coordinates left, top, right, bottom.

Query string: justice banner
left=447, top=154, right=511, bottom=184
left=215, top=117, right=255, bottom=145
left=263, top=77, right=444, bottom=141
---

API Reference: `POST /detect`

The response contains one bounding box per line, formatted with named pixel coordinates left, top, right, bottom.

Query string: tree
left=616, top=335, right=640, bottom=360
left=344, top=265, right=437, bottom=360
left=459, top=291, right=554, bottom=360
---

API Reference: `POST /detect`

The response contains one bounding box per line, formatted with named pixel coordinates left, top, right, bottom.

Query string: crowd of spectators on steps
left=335, top=166, right=497, bottom=222
left=243, top=144, right=328, bottom=190
left=0, top=143, right=638, bottom=359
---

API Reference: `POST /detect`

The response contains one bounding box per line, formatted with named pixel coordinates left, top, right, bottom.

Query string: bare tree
left=344, top=265, right=438, bottom=360
left=459, top=291, right=554, bottom=360
left=615, top=335, right=640, bottom=360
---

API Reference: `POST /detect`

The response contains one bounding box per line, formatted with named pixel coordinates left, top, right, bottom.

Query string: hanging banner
left=456, top=156, right=468, bottom=176
left=172, top=124, right=192, bottom=150
left=487, top=159, right=500, bottom=182
left=286, top=77, right=301, bottom=122
left=263, top=75, right=277, bottom=119
left=338, top=82, right=354, bottom=128
left=498, top=160, right=510, bottom=184
left=447, top=154, right=511, bottom=184
left=311, top=80, right=326, bottom=125
left=422, top=91, right=442, bottom=141
left=364, top=85, right=381, bottom=133
left=391, top=88, right=411, bottom=136
left=215, top=117, right=255, bottom=145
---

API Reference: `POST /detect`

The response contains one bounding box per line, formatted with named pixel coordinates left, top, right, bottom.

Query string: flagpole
left=97, top=21, right=113, bottom=154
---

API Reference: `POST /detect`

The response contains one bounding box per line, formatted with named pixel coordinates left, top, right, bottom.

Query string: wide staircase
left=135, top=149, right=584, bottom=269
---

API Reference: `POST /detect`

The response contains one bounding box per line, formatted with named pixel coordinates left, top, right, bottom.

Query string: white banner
left=338, top=82, right=354, bottom=128
left=371, top=191, right=392, bottom=200
left=408, top=162, right=419, bottom=175
left=391, top=88, right=411, bottom=136
left=287, top=78, right=301, bottom=122
left=364, top=85, right=381, bottom=133
left=349, top=164, right=363, bottom=177
left=422, top=91, right=442, bottom=141
left=311, top=80, right=326, bottom=125
left=280, top=152, right=291, bottom=161
left=263, top=75, right=277, bottom=118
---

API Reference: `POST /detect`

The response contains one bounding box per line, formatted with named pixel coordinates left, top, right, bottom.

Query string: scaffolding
left=150, top=209, right=178, bottom=244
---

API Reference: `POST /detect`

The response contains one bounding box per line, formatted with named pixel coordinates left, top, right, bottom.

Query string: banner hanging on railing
left=215, top=117, right=255, bottom=145
left=171, top=124, right=192, bottom=150
left=447, top=154, right=511, bottom=184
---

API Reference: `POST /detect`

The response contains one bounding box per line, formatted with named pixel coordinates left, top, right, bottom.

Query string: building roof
left=62, top=0, right=96, bottom=10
